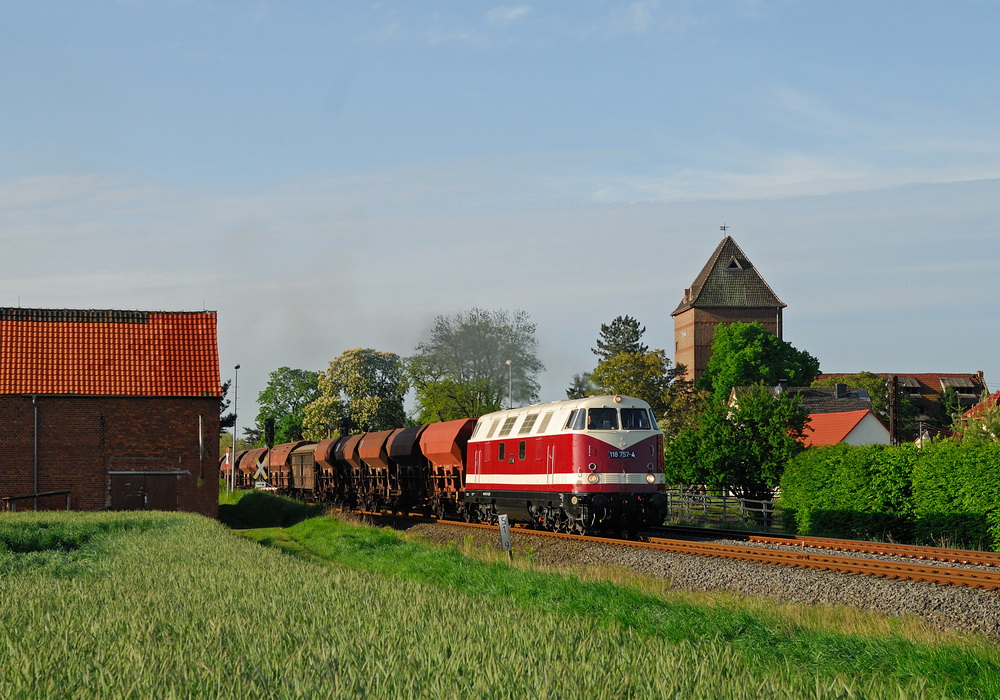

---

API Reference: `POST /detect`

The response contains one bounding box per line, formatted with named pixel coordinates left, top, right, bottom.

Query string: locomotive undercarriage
left=463, top=491, right=665, bottom=536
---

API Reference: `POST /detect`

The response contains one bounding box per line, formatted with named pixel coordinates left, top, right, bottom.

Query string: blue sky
left=3, top=1, right=999, bottom=423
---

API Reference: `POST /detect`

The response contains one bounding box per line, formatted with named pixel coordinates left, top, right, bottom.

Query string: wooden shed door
left=110, top=473, right=179, bottom=511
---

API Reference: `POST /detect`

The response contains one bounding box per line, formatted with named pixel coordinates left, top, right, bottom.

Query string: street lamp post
left=505, top=359, right=512, bottom=409
left=231, top=363, right=240, bottom=491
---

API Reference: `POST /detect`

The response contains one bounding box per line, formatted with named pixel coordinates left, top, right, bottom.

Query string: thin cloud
left=487, top=6, right=532, bottom=29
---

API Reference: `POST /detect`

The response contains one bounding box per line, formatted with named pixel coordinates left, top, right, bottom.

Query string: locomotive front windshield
left=565, top=407, right=656, bottom=431
left=620, top=408, right=652, bottom=430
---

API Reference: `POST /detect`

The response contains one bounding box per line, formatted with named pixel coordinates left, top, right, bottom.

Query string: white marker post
left=498, top=513, right=513, bottom=563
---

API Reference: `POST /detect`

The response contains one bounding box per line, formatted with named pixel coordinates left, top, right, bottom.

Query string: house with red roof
left=960, top=390, right=1000, bottom=421
left=800, top=410, right=891, bottom=447
left=816, top=372, right=987, bottom=430
left=0, top=308, right=222, bottom=516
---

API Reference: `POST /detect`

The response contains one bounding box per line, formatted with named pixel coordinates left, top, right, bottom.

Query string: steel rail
left=441, top=521, right=1000, bottom=590
left=746, top=535, right=1000, bottom=568
left=657, top=525, right=1000, bottom=568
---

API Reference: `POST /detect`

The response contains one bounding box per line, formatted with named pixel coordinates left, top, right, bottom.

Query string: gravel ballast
left=407, top=523, right=1000, bottom=640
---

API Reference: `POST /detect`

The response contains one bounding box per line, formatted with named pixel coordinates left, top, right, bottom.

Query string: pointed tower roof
left=672, top=236, right=786, bottom=315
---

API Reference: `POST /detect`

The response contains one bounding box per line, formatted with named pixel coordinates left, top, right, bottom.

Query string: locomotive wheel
left=542, top=506, right=564, bottom=532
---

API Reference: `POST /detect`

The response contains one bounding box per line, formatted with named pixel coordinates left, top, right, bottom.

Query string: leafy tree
left=589, top=350, right=680, bottom=414
left=252, top=367, right=322, bottom=445
left=592, top=315, right=648, bottom=362
left=656, top=377, right=709, bottom=440
left=699, top=322, right=820, bottom=401
left=952, top=395, right=1000, bottom=443
left=936, top=386, right=964, bottom=432
left=565, top=373, right=595, bottom=400
left=409, top=308, right=544, bottom=423
left=663, top=383, right=809, bottom=500
left=580, top=316, right=703, bottom=433
left=303, top=348, right=408, bottom=439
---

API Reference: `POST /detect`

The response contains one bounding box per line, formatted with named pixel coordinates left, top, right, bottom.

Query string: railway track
left=656, top=524, right=1000, bottom=568
left=440, top=520, right=1000, bottom=590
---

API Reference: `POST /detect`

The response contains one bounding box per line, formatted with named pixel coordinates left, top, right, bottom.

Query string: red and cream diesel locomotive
left=224, top=394, right=666, bottom=534
left=464, top=394, right=666, bottom=533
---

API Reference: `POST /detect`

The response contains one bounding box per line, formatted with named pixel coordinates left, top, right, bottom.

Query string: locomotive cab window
left=587, top=408, right=618, bottom=430
left=565, top=409, right=586, bottom=430
left=621, top=408, right=651, bottom=430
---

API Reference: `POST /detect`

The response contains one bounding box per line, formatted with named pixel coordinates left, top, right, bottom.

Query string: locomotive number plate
left=608, top=450, right=637, bottom=458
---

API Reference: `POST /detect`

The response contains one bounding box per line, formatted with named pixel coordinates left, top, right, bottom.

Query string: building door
left=110, top=472, right=179, bottom=511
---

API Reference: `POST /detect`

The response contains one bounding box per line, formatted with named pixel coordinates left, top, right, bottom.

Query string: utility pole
left=888, top=374, right=899, bottom=446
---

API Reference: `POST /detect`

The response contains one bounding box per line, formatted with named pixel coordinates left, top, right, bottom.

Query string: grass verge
left=0, top=494, right=996, bottom=698
left=243, top=513, right=1000, bottom=698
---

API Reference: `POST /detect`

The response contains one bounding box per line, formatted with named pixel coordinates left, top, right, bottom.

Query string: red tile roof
left=801, top=409, right=875, bottom=447
left=962, top=390, right=1000, bottom=420
left=0, top=308, right=221, bottom=397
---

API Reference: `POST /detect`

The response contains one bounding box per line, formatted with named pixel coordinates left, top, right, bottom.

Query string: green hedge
left=779, top=444, right=917, bottom=542
left=780, top=442, right=1000, bottom=550
left=912, top=442, right=1000, bottom=550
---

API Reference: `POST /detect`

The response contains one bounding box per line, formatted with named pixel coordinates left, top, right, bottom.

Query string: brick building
left=672, top=236, right=786, bottom=383
left=817, top=371, right=988, bottom=434
left=0, top=308, right=222, bottom=517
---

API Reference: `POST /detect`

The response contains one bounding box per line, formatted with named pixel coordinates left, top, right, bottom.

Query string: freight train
left=222, top=395, right=666, bottom=534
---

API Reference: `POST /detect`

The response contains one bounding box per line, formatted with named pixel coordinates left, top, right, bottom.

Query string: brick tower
left=672, top=236, right=786, bottom=383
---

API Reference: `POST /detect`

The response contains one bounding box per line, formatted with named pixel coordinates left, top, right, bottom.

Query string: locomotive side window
left=587, top=408, right=618, bottom=430
left=498, top=443, right=506, bottom=461
left=621, top=408, right=651, bottom=430
left=565, top=409, right=586, bottom=430
left=519, top=413, right=538, bottom=435
left=486, top=420, right=501, bottom=439
left=518, top=441, right=526, bottom=460
left=498, top=416, right=518, bottom=437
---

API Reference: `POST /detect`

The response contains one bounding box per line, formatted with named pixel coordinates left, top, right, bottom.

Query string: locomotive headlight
left=587, top=473, right=600, bottom=484
left=645, top=473, right=656, bottom=484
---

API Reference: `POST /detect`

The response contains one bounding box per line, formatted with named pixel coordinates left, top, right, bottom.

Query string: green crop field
left=0, top=499, right=997, bottom=698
